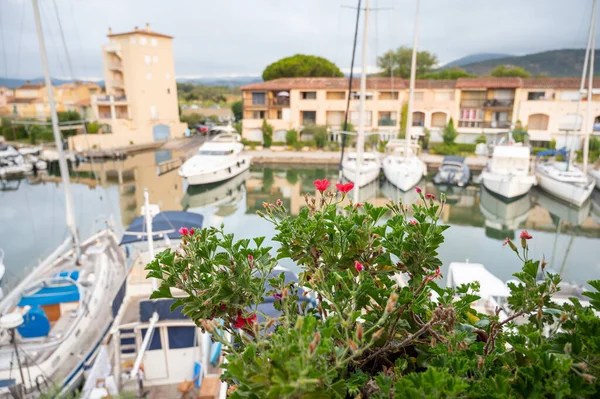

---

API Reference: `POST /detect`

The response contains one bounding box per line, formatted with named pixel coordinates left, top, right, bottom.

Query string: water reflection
left=1, top=156, right=600, bottom=291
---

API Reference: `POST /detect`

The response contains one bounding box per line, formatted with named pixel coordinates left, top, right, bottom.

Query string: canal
left=1, top=149, right=599, bottom=294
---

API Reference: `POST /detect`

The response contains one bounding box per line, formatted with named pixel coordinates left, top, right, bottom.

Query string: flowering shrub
left=147, top=182, right=600, bottom=398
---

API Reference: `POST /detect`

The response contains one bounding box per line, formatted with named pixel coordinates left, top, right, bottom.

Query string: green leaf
left=149, top=282, right=173, bottom=299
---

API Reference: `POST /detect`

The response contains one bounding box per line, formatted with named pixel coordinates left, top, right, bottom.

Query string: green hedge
left=429, top=143, right=476, bottom=156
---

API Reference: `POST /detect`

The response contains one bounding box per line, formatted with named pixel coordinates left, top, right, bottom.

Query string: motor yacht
left=481, top=145, right=536, bottom=201
left=433, top=156, right=470, bottom=187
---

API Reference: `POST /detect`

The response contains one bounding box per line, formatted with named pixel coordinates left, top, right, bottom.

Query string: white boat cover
left=447, top=262, right=510, bottom=298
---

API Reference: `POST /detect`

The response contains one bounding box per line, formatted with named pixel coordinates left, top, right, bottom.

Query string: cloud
left=0, top=0, right=594, bottom=80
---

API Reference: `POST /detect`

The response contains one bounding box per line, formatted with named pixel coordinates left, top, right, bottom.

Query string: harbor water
left=1, top=150, right=599, bottom=295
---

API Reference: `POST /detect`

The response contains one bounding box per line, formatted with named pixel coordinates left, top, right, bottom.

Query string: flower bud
left=356, top=323, right=364, bottom=341
left=583, top=374, right=595, bottom=384
left=295, top=316, right=304, bottom=331
left=371, top=328, right=385, bottom=342
left=477, top=355, right=484, bottom=370
left=265, top=318, right=277, bottom=330
left=385, top=292, right=398, bottom=313
left=564, top=342, right=571, bottom=354
left=347, top=339, right=358, bottom=352
left=256, top=210, right=265, bottom=218
left=559, top=312, right=568, bottom=323
left=281, top=287, right=289, bottom=299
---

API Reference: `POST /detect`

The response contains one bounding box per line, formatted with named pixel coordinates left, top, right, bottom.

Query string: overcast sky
left=0, top=0, right=597, bottom=80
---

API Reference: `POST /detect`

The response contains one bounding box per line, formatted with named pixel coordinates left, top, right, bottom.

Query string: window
left=146, top=72, right=152, bottom=80
left=251, top=92, right=266, bottom=105
left=326, top=91, right=345, bottom=100
left=413, top=92, right=424, bottom=101
left=140, top=37, right=147, bottom=45
left=350, top=111, right=372, bottom=126
left=527, top=114, right=549, bottom=130
left=326, top=111, right=344, bottom=126
left=301, top=91, right=317, bottom=100
left=560, top=90, right=580, bottom=101
left=144, top=55, right=151, bottom=65
left=460, top=108, right=483, bottom=121
left=379, top=91, right=399, bottom=100
left=412, top=112, right=425, bottom=126
left=431, top=112, right=447, bottom=128
left=435, top=92, right=453, bottom=102
left=153, top=55, right=159, bottom=63
left=252, top=110, right=265, bottom=119
left=151, top=38, right=158, bottom=47
left=378, top=111, right=397, bottom=126
left=594, top=116, right=600, bottom=131
left=528, top=91, right=546, bottom=101
left=302, top=111, right=317, bottom=125
left=351, top=92, right=373, bottom=100
left=141, top=328, right=162, bottom=350
left=150, top=105, right=158, bottom=119
left=277, top=110, right=282, bottom=119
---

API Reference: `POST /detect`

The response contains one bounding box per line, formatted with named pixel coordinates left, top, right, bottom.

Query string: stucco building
left=69, top=24, right=186, bottom=150
left=241, top=77, right=600, bottom=149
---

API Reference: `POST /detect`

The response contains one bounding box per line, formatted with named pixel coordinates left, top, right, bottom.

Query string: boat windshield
left=439, top=165, right=462, bottom=179
left=198, top=150, right=234, bottom=156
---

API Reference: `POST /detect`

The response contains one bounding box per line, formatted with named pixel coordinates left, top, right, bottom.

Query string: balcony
left=112, top=79, right=125, bottom=89
left=99, top=112, right=112, bottom=119
left=104, top=43, right=122, bottom=55
left=378, top=118, right=397, bottom=127
left=109, top=62, right=123, bottom=71
left=95, top=95, right=127, bottom=104
left=412, top=121, right=425, bottom=127
left=271, top=97, right=290, bottom=107
left=482, top=99, right=514, bottom=109
left=458, top=120, right=511, bottom=129
left=460, top=99, right=485, bottom=108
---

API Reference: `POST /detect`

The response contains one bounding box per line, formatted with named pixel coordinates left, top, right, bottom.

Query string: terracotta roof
left=17, top=82, right=44, bottom=90
left=521, top=77, right=600, bottom=89
left=108, top=29, right=172, bottom=39
left=8, top=98, right=36, bottom=104
left=456, top=77, right=522, bottom=89
left=415, top=80, right=456, bottom=89
left=242, top=77, right=410, bottom=91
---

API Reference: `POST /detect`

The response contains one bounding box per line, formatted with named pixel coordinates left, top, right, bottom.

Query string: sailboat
left=479, top=186, right=532, bottom=241
left=0, top=1, right=128, bottom=396
left=382, top=0, right=427, bottom=192
left=341, top=151, right=381, bottom=187
left=535, top=0, right=596, bottom=207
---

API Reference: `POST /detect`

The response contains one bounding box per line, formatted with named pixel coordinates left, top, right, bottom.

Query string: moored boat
left=382, top=140, right=426, bottom=192
left=481, top=145, right=536, bottom=201
left=433, top=155, right=470, bottom=187
left=535, top=158, right=594, bottom=207
left=341, top=152, right=381, bottom=187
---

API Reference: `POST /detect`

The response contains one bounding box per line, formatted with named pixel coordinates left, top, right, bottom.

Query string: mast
left=32, top=0, right=80, bottom=255
left=583, top=0, right=598, bottom=174
left=143, top=189, right=158, bottom=291
left=404, top=0, right=420, bottom=161
left=353, top=0, right=369, bottom=202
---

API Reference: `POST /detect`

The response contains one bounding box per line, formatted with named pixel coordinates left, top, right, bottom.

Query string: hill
left=0, top=77, right=104, bottom=88
left=454, top=49, right=597, bottom=77
left=443, top=53, right=512, bottom=68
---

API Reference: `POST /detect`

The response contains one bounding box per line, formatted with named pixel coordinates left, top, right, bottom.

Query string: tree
left=490, top=65, right=531, bottom=78
left=442, top=117, right=458, bottom=145
left=262, top=119, right=273, bottom=148
left=56, top=110, right=82, bottom=137
left=262, top=54, right=344, bottom=81
left=377, top=46, right=438, bottom=78
left=422, top=67, right=474, bottom=80
left=285, top=129, right=298, bottom=145
left=422, top=127, right=431, bottom=149
left=398, top=103, right=408, bottom=139
left=231, top=100, right=243, bottom=121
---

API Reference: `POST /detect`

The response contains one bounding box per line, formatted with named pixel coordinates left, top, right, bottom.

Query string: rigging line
left=339, top=0, right=363, bottom=170
left=40, top=1, right=66, bottom=78
left=52, top=0, right=75, bottom=79
left=0, top=2, right=8, bottom=78
left=67, top=0, right=88, bottom=78
left=15, top=1, right=27, bottom=78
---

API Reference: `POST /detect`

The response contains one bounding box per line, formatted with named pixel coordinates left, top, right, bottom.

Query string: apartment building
left=241, top=77, right=600, bottom=149
left=2, top=81, right=100, bottom=120
left=69, top=24, right=186, bottom=150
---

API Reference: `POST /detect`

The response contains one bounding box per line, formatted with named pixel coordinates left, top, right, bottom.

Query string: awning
left=119, top=211, right=204, bottom=245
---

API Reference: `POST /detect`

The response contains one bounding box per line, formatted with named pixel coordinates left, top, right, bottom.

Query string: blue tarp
left=18, top=284, right=80, bottom=307
left=536, top=147, right=569, bottom=157
left=119, top=211, right=204, bottom=245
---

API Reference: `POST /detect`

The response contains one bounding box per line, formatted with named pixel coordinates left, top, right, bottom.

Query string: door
left=153, top=124, right=170, bottom=141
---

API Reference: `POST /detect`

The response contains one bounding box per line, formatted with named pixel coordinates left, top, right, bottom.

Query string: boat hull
left=589, top=168, right=600, bottom=190
left=383, top=156, right=426, bottom=192
left=341, top=162, right=380, bottom=187
left=181, top=156, right=251, bottom=186
left=481, top=172, right=536, bottom=201
left=536, top=170, right=595, bottom=207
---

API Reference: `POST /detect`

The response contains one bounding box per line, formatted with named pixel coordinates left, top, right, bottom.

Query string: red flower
left=233, top=312, right=257, bottom=329
left=178, top=227, right=189, bottom=236
left=426, top=268, right=442, bottom=282
left=248, top=254, right=254, bottom=268
left=425, top=193, right=435, bottom=200
left=415, top=187, right=422, bottom=194
left=354, top=260, right=364, bottom=272
left=335, top=182, right=355, bottom=194
left=189, top=228, right=195, bottom=235
left=276, top=199, right=283, bottom=206
left=502, top=237, right=511, bottom=246
left=355, top=202, right=364, bottom=207
left=314, top=179, right=330, bottom=192
left=520, top=230, right=533, bottom=240
left=409, top=220, right=418, bottom=225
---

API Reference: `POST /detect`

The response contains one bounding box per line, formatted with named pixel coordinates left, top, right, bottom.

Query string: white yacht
left=341, top=152, right=381, bottom=187
left=179, top=133, right=250, bottom=186
left=382, top=140, right=427, bottom=192
left=0, top=2, right=128, bottom=396
left=481, top=145, right=537, bottom=200
left=479, top=186, right=532, bottom=239
left=0, top=144, right=34, bottom=177
left=536, top=159, right=594, bottom=207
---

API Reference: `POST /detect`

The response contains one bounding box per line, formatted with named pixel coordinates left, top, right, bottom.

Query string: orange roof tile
left=456, top=77, right=522, bottom=89
left=521, top=77, right=600, bottom=89
left=109, top=29, right=172, bottom=39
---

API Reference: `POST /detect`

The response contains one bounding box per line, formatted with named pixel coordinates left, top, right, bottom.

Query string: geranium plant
left=147, top=181, right=600, bottom=398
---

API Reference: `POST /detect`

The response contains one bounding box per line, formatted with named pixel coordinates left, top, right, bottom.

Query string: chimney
left=108, top=27, right=112, bottom=35
left=134, top=26, right=139, bottom=31
left=145, top=23, right=150, bottom=32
